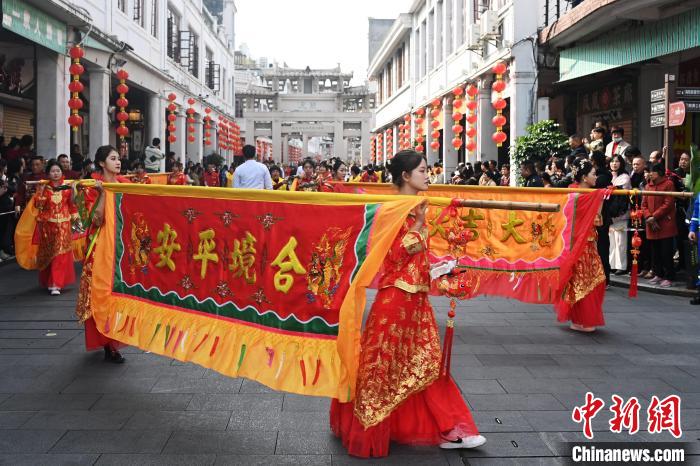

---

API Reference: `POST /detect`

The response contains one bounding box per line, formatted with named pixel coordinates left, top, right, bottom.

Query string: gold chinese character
left=428, top=208, right=450, bottom=239
left=193, top=228, right=219, bottom=279
left=153, top=223, right=181, bottom=271
left=460, top=208, right=485, bottom=240
left=500, top=211, right=526, bottom=244
left=229, top=231, right=257, bottom=284
left=271, top=236, right=307, bottom=293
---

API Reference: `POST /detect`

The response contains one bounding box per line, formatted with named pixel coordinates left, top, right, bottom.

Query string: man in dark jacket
left=568, top=134, right=587, bottom=158
left=519, top=160, right=544, bottom=187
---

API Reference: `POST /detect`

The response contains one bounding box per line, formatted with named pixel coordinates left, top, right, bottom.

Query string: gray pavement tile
left=520, top=410, right=612, bottom=433
left=163, top=430, right=277, bottom=454
left=95, top=454, right=215, bottom=465
left=51, top=430, right=171, bottom=454
left=22, top=410, right=133, bottom=430
left=150, top=376, right=243, bottom=394
left=497, top=378, right=589, bottom=394
left=570, top=344, right=651, bottom=355
left=502, top=344, right=582, bottom=355
left=215, top=454, right=331, bottom=465
left=282, top=394, right=331, bottom=412
left=524, top=366, right=609, bottom=379
left=602, top=365, right=691, bottom=380
left=552, top=392, right=654, bottom=412
left=279, top=410, right=330, bottom=431
left=0, top=411, right=33, bottom=429
left=123, top=364, right=206, bottom=378
left=91, top=393, right=194, bottom=411
left=0, top=429, right=65, bottom=453
left=0, top=394, right=100, bottom=411
left=622, top=354, right=700, bottom=366
left=448, top=366, right=531, bottom=380
left=581, top=378, right=677, bottom=394
left=62, top=376, right=158, bottom=394
left=458, top=432, right=555, bottom=458
left=125, top=410, right=230, bottom=430
left=461, top=459, right=564, bottom=466
left=451, top=344, right=508, bottom=355
left=641, top=344, right=700, bottom=354
left=332, top=452, right=449, bottom=465
left=239, top=378, right=279, bottom=393
left=0, top=364, right=53, bottom=378
left=467, top=394, right=565, bottom=411
left=188, top=393, right=283, bottom=411
left=227, top=408, right=281, bottom=430
left=470, top=411, right=534, bottom=433
left=0, top=338, right=70, bottom=349
left=442, top=355, right=484, bottom=367
left=549, top=355, right=633, bottom=366
left=456, top=335, right=533, bottom=345
left=0, top=454, right=99, bottom=466
left=455, top=379, right=506, bottom=395
left=0, top=374, right=74, bottom=394
left=476, top=355, right=559, bottom=367
left=276, top=430, right=347, bottom=455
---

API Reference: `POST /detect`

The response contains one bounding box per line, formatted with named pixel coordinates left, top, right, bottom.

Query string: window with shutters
left=178, top=30, right=192, bottom=70
left=133, top=0, right=144, bottom=27
left=166, top=9, right=180, bottom=60
left=188, top=31, right=199, bottom=78
left=150, top=0, right=158, bottom=37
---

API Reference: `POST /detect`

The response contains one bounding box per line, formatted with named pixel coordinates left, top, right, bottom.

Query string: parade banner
left=345, top=183, right=605, bottom=304
left=89, top=185, right=422, bottom=399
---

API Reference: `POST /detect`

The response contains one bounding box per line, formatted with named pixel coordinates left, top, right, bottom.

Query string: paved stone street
left=0, top=261, right=699, bottom=465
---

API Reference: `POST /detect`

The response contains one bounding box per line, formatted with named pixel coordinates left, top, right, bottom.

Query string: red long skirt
left=84, top=317, right=125, bottom=351
left=330, top=375, right=479, bottom=457
left=556, top=281, right=606, bottom=327
left=38, top=252, right=75, bottom=289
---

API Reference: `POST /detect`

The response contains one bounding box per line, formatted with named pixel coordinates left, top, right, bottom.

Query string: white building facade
left=0, top=0, right=237, bottom=167
left=368, top=0, right=541, bottom=182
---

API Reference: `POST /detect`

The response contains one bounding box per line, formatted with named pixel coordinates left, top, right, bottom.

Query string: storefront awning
left=559, top=7, right=700, bottom=82
left=1, top=0, right=66, bottom=55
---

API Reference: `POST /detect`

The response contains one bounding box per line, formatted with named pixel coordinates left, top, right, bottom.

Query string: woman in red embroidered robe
left=131, top=161, right=152, bottom=184
left=330, top=150, right=485, bottom=458
left=321, top=160, right=352, bottom=193
left=291, top=158, right=319, bottom=192
left=560, top=159, right=606, bottom=332
left=167, top=161, right=188, bottom=185
left=76, top=145, right=130, bottom=363
left=33, top=160, right=78, bottom=295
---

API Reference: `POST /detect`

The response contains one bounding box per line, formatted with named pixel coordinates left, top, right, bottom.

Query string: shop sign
left=668, top=101, right=686, bottom=127
left=685, top=101, right=700, bottom=113
left=1, top=0, right=66, bottom=55
left=676, top=87, right=700, bottom=99
left=579, top=82, right=635, bottom=114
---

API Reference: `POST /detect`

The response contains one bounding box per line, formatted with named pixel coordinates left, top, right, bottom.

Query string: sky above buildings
left=235, top=0, right=412, bottom=84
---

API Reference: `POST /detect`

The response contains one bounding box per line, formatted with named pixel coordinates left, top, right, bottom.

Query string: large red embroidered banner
left=90, top=185, right=422, bottom=399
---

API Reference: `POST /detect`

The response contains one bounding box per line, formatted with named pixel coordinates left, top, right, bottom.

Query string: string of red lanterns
left=186, top=98, right=196, bottom=143
left=451, top=86, right=464, bottom=150
left=203, top=108, right=212, bottom=146
left=217, top=116, right=226, bottom=150
left=385, top=128, right=394, bottom=159
left=166, top=93, right=177, bottom=144
left=67, top=46, right=85, bottom=131
left=429, top=98, right=441, bottom=151
left=491, top=61, right=508, bottom=147
left=465, top=83, right=478, bottom=153
left=115, top=69, right=130, bottom=140
left=400, top=114, right=411, bottom=150
left=376, top=132, right=383, bottom=162
left=370, top=135, right=376, bottom=163
left=414, top=107, right=425, bottom=153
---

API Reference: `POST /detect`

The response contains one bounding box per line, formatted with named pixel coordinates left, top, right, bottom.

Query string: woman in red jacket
left=641, top=163, right=677, bottom=288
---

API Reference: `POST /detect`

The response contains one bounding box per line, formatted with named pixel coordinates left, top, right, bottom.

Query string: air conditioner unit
left=466, top=25, right=482, bottom=50
left=479, top=10, right=499, bottom=38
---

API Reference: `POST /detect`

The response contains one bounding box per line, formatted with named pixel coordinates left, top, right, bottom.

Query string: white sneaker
left=49, top=288, right=60, bottom=296
left=439, top=434, right=486, bottom=449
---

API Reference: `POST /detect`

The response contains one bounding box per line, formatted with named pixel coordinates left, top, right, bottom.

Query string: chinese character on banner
left=271, top=236, right=307, bottom=293
left=229, top=231, right=257, bottom=285
left=500, top=211, right=526, bottom=244
left=647, top=395, right=682, bottom=438
left=609, top=395, right=641, bottom=435
left=193, top=229, right=219, bottom=279
left=154, top=223, right=181, bottom=272
left=572, top=392, right=605, bottom=439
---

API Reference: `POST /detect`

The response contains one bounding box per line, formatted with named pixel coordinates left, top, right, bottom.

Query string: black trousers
left=650, top=237, right=676, bottom=281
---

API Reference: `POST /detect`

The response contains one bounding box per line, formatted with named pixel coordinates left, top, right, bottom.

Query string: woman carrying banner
left=330, top=150, right=485, bottom=458
left=291, top=158, right=320, bottom=191
left=321, top=159, right=351, bottom=193
left=75, top=145, right=130, bottom=363
left=33, top=160, right=78, bottom=295
left=167, top=161, right=188, bottom=185
left=559, top=159, right=606, bottom=332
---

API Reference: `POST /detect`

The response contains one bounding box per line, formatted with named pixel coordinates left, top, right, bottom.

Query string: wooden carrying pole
left=454, top=199, right=560, bottom=212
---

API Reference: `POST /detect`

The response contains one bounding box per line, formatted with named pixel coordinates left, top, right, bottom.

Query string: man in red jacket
left=641, top=163, right=677, bottom=288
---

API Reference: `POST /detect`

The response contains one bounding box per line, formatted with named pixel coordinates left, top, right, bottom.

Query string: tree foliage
left=512, top=120, right=569, bottom=168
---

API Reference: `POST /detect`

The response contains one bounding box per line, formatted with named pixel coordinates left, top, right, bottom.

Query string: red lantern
left=415, top=107, right=425, bottom=116
left=493, top=98, right=506, bottom=110
left=466, top=127, right=477, bottom=138
left=188, top=135, right=196, bottom=143
left=187, top=117, right=195, bottom=124
left=430, top=108, right=440, bottom=118
left=116, top=83, right=129, bottom=95
left=431, top=120, right=440, bottom=128
left=492, top=131, right=507, bottom=145
left=205, top=107, right=212, bottom=114
left=465, top=82, right=478, bottom=154
left=452, top=112, right=463, bottom=121
left=116, top=69, right=129, bottom=80
left=116, top=111, right=129, bottom=122
left=430, top=140, right=440, bottom=150
left=166, top=93, right=177, bottom=143
left=452, top=124, right=464, bottom=134
left=168, top=124, right=176, bottom=133
left=415, top=117, right=424, bottom=125
left=188, top=125, right=195, bottom=132
left=492, top=80, right=506, bottom=93
left=167, top=113, right=177, bottom=122
left=168, top=135, right=177, bottom=143
left=431, top=129, right=441, bottom=139
left=416, top=144, right=425, bottom=152
left=168, top=93, right=177, bottom=101
left=431, top=98, right=441, bottom=107
left=492, top=115, right=507, bottom=127
left=466, top=85, right=478, bottom=97
left=67, top=46, right=85, bottom=131
left=466, top=114, right=477, bottom=124
left=492, top=61, right=507, bottom=75
left=453, top=86, right=464, bottom=96
left=452, top=99, right=464, bottom=109
left=187, top=98, right=195, bottom=105
left=116, top=125, right=129, bottom=137
left=467, top=100, right=478, bottom=111
left=116, top=97, right=129, bottom=108
left=466, top=141, right=476, bottom=152
left=452, top=137, right=463, bottom=149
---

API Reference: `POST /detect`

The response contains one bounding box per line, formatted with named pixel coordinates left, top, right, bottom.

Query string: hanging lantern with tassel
left=491, top=62, right=507, bottom=147
left=376, top=132, right=383, bottom=161
left=402, top=114, right=411, bottom=150
left=385, top=128, right=394, bottom=159
left=430, top=98, right=441, bottom=152
left=203, top=107, right=212, bottom=146
left=629, top=194, right=644, bottom=298
left=166, top=93, right=177, bottom=143
left=414, top=107, right=425, bottom=153
left=67, top=45, right=85, bottom=131
left=465, top=83, right=478, bottom=153
left=186, top=98, right=196, bottom=143
left=369, top=135, right=376, bottom=163
left=115, top=69, right=130, bottom=140
left=451, top=85, right=464, bottom=150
